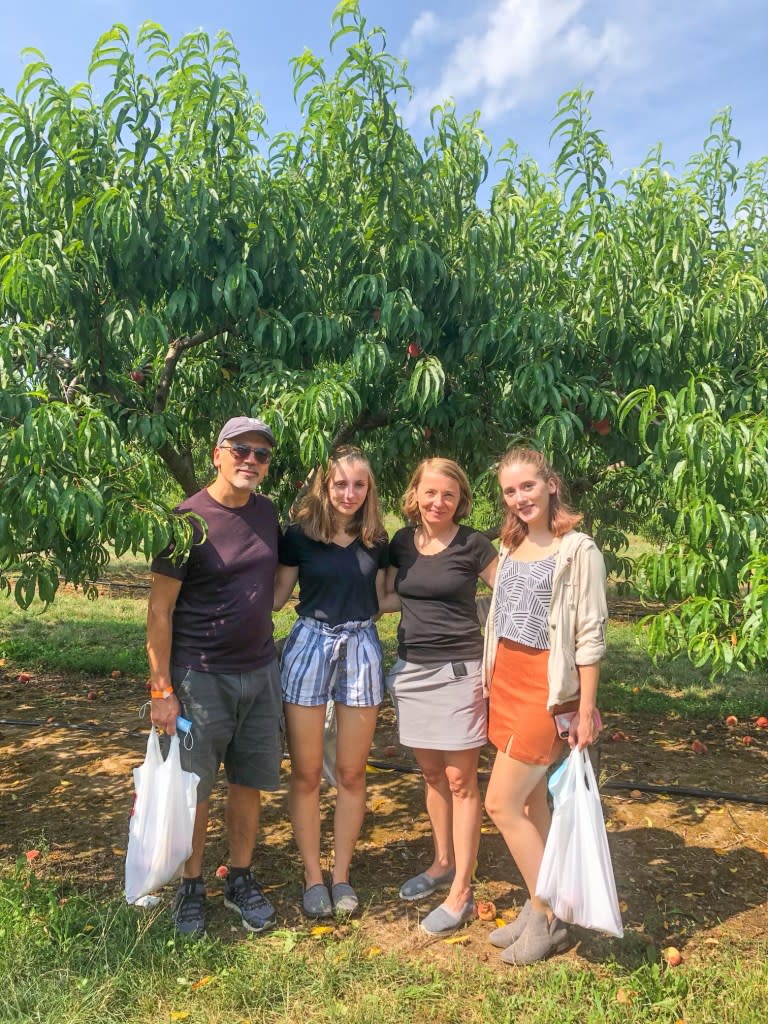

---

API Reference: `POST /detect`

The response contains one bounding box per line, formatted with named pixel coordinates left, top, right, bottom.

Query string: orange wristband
left=150, top=688, right=174, bottom=700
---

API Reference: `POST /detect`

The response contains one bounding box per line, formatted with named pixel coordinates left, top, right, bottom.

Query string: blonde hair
left=293, top=447, right=386, bottom=546
left=498, top=447, right=582, bottom=550
left=401, top=458, right=472, bottom=524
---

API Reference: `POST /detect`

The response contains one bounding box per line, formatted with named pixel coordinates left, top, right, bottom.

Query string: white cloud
left=401, top=10, right=439, bottom=56
left=406, top=0, right=630, bottom=122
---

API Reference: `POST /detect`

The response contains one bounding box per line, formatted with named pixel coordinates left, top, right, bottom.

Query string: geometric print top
left=494, top=554, right=556, bottom=650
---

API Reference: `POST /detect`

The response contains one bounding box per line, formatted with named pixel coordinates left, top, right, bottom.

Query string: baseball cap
left=216, top=416, right=276, bottom=447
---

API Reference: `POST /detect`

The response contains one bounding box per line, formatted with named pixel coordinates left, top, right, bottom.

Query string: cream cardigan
left=481, top=530, right=608, bottom=711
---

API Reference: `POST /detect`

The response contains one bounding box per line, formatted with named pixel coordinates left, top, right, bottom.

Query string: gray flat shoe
left=302, top=882, right=333, bottom=918
left=419, top=898, right=476, bottom=936
left=489, top=899, right=532, bottom=947
left=399, top=868, right=456, bottom=901
left=500, top=910, right=570, bottom=965
left=331, top=882, right=359, bottom=915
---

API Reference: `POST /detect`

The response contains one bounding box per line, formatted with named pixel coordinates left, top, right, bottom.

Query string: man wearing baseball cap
left=147, top=416, right=282, bottom=936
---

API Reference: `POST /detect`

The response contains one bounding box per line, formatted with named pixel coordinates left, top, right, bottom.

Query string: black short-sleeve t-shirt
left=389, top=525, right=497, bottom=664
left=151, top=489, right=279, bottom=673
left=278, top=524, right=389, bottom=626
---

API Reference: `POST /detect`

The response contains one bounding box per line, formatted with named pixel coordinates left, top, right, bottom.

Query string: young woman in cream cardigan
left=482, top=447, right=607, bottom=965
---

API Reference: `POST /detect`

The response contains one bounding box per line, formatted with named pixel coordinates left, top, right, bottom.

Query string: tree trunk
left=158, top=443, right=199, bottom=497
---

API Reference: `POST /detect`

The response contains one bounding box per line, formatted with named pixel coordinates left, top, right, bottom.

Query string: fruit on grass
left=591, top=418, right=611, bottom=436
left=476, top=900, right=497, bottom=921
left=742, top=735, right=754, bottom=746
left=725, top=715, right=738, bottom=726
left=25, top=850, right=40, bottom=863
left=87, top=691, right=97, bottom=700
left=111, top=670, right=121, bottom=680
left=17, top=671, right=33, bottom=683
left=756, top=716, right=768, bottom=728
left=215, top=865, right=229, bottom=879
left=611, top=731, right=627, bottom=742
left=662, top=946, right=682, bottom=966
left=690, top=738, right=708, bottom=754
left=407, top=341, right=421, bottom=358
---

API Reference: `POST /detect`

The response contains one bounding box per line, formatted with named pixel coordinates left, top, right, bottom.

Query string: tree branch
left=332, top=410, right=393, bottom=448
left=153, top=321, right=235, bottom=415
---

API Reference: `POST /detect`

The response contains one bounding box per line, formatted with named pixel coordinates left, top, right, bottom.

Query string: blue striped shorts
left=280, top=616, right=385, bottom=707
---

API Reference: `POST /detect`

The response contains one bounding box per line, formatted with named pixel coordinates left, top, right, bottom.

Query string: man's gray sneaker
left=224, top=872, right=276, bottom=933
left=171, top=879, right=206, bottom=936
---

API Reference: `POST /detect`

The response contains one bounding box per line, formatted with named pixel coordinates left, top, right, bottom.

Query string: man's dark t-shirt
left=151, top=489, right=279, bottom=673
left=389, top=525, right=496, bottom=665
left=278, top=524, right=389, bottom=627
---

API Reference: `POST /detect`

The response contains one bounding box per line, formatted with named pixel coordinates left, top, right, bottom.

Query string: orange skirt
left=488, top=638, right=577, bottom=765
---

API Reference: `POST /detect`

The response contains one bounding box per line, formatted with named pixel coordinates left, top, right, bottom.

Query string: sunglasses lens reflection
left=226, top=444, right=273, bottom=464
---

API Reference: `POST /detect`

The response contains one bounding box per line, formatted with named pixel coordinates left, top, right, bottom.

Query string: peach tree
left=1, top=2, right=766, bottom=673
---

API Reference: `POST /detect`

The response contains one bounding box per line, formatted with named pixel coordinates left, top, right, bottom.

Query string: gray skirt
left=385, top=658, right=487, bottom=751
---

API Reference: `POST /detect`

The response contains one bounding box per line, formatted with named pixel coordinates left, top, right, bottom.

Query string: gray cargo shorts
left=171, top=660, right=284, bottom=800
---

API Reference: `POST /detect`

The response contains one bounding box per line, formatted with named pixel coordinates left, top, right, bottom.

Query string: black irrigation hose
left=600, top=779, right=768, bottom=805
left=4, top=719, right=767, bottom=806
left=366, top=759, right=768, bottom=806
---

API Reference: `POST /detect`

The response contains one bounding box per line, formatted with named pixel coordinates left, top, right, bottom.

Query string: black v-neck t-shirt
left=279, top=524, right=389, bottom=626
left=389, top=525, right=496, bottom=664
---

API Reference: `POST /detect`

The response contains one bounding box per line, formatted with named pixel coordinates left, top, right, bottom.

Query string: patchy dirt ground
left=1, top=662, right=766, bottom=971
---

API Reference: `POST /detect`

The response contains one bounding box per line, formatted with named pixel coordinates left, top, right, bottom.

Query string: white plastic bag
left=124, top=728, right=200, bottom=905
left=536, top=746, right=623, bottom=937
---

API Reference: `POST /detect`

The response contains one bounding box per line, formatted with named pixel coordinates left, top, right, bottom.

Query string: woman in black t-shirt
left=274, top=448, right=397, bottom=919
left=386, top=458, right=497, bottom=936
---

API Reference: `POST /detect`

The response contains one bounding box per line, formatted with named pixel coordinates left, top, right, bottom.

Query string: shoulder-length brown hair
left=293, top=447, right=386, bottom=546
left=498, top=447, right=582, bottom=550
left=401, top=458, right=472, bottom=525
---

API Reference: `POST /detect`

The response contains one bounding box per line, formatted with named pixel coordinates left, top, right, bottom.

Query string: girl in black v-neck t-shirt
left=273, top=448, right=398, bottom=920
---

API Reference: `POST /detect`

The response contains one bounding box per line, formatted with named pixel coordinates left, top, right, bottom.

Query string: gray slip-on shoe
left=302, top=882, right=333, bottom=918
left=419, top=898, right=476, bottom=936
left=331, top=882, right=359, bottom=915
left=399, top=868, right=456, bottom=901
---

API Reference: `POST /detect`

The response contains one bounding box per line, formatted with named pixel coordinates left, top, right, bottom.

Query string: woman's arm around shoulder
left=273, top=564, right=299, bottom=611
left=470, top=527, right=498, bottom=588
left=376, top=566, right=401, bottom=615
left=479, top=556, right=498, bottom=589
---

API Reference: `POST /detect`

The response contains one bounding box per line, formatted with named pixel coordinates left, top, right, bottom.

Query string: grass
left=1, top=587, right=765, bottom=720
left=2, top=551, right=767, bottom=1022
left=1, top=868, right=766, bottom=1024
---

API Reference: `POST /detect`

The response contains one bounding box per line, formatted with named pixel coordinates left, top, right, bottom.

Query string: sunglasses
left=221, top=444, right=273, bottom=464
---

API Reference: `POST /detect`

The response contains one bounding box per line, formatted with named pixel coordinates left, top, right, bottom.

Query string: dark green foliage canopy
left=1, top=2, right=767, bottom=672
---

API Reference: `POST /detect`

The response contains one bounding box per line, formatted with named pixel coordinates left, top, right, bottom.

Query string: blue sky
left=1, top=0, right=765, bottom=188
